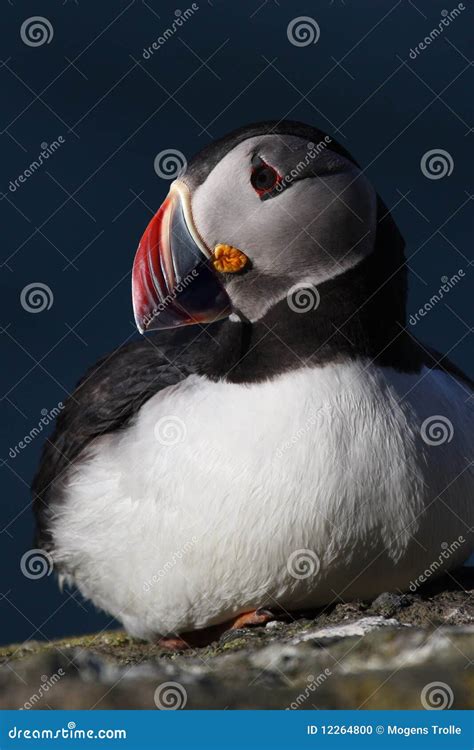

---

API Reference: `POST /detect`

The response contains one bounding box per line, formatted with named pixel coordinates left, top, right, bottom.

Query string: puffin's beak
left=132, top=181, right=231, bottom=333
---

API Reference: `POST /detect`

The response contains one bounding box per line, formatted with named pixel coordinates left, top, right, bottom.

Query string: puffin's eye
left=250, top=162, right=279, bottom=195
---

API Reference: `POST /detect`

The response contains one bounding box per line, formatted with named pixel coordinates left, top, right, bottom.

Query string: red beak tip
left=131, top=186, right=232, bottom=333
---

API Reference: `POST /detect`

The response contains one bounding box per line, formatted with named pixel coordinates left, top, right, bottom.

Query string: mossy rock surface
left=1, top=569, right=473, bottom=709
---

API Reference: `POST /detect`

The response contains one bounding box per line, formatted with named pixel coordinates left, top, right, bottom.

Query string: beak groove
left=132, top=182, right=231, bottom=333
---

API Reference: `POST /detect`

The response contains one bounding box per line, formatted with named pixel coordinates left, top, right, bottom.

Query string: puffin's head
left=132, top=120, right=402, bottom=332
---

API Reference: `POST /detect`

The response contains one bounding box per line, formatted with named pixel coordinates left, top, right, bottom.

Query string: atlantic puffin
left=33, top=120, right=473, bottom=647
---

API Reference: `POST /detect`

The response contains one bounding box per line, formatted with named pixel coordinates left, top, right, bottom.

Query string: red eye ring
left=250, top=160, right=281, bottom=196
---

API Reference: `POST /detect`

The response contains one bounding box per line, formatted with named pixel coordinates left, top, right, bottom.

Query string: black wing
left=32, top=328, right=206, bottom=550
left=420, top=344, right=474, bottom=390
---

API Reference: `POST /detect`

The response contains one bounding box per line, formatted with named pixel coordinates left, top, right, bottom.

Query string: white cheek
left=192, top=156, right=258, bottom=249
left=190, top=138, right=377, bottom=323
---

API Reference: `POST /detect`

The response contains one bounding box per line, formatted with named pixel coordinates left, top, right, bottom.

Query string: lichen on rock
left=1, top=569, right=472, bottom=710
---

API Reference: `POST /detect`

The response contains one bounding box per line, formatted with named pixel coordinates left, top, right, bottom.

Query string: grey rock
left=0, top=568, right=472, bottom=709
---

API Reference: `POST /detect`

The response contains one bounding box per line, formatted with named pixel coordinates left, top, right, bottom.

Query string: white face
left=188, top=134, right=377, bottom=321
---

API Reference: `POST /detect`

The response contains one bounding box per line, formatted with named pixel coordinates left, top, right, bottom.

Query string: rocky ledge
left=1, top=569, right=473, bottom=710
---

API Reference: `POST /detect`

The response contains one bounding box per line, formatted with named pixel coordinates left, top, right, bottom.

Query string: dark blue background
left=0, top=0, right=472, bottom=647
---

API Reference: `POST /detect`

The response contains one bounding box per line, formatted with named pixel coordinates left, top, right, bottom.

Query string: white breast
left=51, top=361, right=473, bottom=639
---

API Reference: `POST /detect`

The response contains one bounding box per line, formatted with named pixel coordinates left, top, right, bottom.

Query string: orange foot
left=158, top=608, right=281, bottom=651
left=230, top=608, right=276, bottom=629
